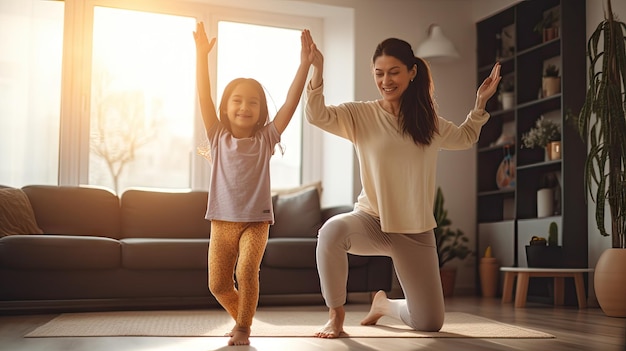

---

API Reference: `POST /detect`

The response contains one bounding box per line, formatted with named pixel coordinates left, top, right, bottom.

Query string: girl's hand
left=301, top=29, right=313, bottom=66
left=302, top=29, right=323, bottom=70
left=475, top=62, right=501, bottom=110
left=193, top=21, right=216, bottom=56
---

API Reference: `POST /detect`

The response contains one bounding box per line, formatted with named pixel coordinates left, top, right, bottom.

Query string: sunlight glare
left=93, top=7, right=196, bottom=136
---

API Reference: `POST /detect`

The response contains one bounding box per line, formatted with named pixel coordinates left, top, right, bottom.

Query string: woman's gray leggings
left=316, top=209, right=445, bottom=332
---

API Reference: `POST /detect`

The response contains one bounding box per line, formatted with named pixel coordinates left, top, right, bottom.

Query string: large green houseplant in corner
left=571, top=0, right=626, bottom=317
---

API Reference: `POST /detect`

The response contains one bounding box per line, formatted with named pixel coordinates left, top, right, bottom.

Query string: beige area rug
left=25, top=308, right=553, bottom=339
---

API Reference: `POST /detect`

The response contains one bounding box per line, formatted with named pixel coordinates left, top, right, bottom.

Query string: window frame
left=58, top=0, right=324, bottom=190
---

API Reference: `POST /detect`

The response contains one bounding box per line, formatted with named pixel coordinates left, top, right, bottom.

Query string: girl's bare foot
left=315, top=306, right=345, bottom=338
left=228, top=326, right=251, bottom=346
left=360, top=290, right=390, bottom=325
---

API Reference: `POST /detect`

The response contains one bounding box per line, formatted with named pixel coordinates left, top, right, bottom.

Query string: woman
left=304, top=37, right=501, bottom=338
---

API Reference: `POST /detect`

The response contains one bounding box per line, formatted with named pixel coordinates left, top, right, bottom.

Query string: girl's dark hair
left=218, top=78, right=269, bottom=134
left=373, top=38, right=438, bottom=145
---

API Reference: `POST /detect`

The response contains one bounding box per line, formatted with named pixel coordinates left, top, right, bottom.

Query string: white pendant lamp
left=415, top=24, right=460, bottom=61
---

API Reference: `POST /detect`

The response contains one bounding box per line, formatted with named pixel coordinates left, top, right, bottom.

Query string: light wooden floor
left=1, top=295, right=625, bottom=351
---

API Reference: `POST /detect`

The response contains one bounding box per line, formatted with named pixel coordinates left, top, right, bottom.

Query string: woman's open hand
left=302, top=30, right=323, bottom=71
left=475, top=62, right=501, bottom=110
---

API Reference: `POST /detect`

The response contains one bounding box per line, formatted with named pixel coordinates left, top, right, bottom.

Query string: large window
left=1, top=0, right=322, bottom=194
left=88, top=7, right=196, bottom=193
left=0, top=0, right=64, bottom=187
left=2, top=0, right=354, bottom=206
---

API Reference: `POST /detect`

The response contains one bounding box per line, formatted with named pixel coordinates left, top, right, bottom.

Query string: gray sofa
left=0, top=184, right=392, bottom=313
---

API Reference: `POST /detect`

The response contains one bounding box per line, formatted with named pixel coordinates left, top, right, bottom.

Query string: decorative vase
left=594, top=248, right=626, bottom=317
left=542, top=76, right=561, bottom=97
left=500, top=92, right=514, bottom=110
left=479, top=257, right=499, bottom=297
left=537, top=188, right=554, bottom=217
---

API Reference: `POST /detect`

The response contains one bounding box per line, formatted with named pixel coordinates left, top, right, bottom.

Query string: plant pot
left=439, top=267, right=457, bottom=297
left=594, top=248, right=626, bottom=317
left=479, top=257, right=499, bottom=297
left=525, top=245, right=563, bottom=267
left=542, top=76, right=561, bottom=97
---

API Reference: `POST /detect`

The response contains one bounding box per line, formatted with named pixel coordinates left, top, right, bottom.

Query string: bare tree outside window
left=90, top=71, right=161, bottom=194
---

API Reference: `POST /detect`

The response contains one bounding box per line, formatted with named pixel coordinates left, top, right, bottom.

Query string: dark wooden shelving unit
left=475, top=0, right=588, bottom=303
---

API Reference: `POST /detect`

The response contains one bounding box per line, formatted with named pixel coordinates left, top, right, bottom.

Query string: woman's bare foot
left=228, top=326, right=251, bottom=346
left=360, top=290, right=390, bottom=325
left=315, top=306, right=345, bottom=338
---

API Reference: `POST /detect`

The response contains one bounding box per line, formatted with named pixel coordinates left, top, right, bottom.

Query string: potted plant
left=521, top=115, right=562, bottom=161
left=542, top=64, right=561, bottom=97
left=533, top=9, right=559, bottom=42
left=433, top=187, right=472, bottom=297
left=525, top=221, right=563, bottom=268
left=570, top=0, right=626, bottom=317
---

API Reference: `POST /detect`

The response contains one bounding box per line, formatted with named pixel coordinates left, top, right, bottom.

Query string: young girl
left=193, top=22, right=315, bottom=346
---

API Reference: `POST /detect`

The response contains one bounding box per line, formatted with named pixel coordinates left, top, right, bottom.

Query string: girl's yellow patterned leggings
left=208, top=220, right=269, bottom=329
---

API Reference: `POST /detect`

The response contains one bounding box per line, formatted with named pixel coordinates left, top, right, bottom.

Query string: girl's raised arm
left=193, top=22, right=218, bottom=134
left=273, top=29, right=315, bottom=135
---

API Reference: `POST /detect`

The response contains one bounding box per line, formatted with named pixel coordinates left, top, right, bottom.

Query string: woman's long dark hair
left=218, top=78, right=270, bottom=134
left=373, top=38, right=438, bottom=145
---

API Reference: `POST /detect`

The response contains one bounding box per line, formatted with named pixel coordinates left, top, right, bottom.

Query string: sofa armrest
left=321, top=205, right=353, bottom=222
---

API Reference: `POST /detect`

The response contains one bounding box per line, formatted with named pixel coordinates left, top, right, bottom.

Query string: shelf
left=475, top=0, right=587, bottom=282
left=516, top=159, right=561, bottom=171
left=517, top=38, right=560, bottom=58
left=478, top=188, right=515, bottom=198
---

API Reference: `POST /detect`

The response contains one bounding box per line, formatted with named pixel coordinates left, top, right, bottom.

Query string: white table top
left=500, top=267, right=594, bottom=273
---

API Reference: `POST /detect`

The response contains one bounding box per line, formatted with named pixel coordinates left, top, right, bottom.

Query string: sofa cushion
left=121, top=238, right=209, bottom=270
left=272, top=180, right=322, bottom=198
left=263, top=238, right=317, bottom=268
left=21, top=185, right=121, bottom=239
left=120, top=188, right=211, bottom=239
left=0, top=188, right=43, bottom=237
left=0, top=235, right=121, bottom=270
left=263, top=238, right=372, bottom=269
left=270, top=186, right=322, bottom=238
